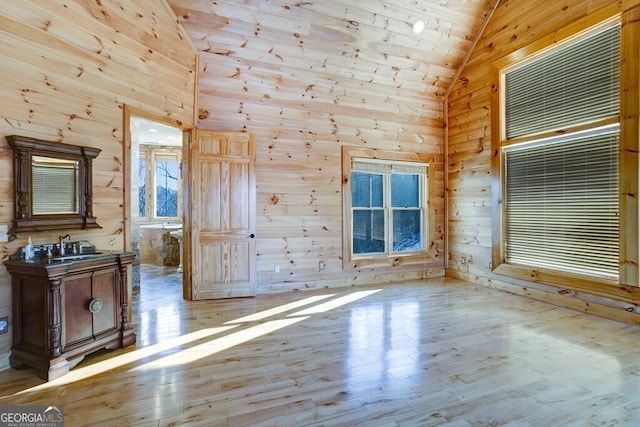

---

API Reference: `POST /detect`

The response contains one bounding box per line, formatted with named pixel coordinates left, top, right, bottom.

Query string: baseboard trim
left=258, top=269, right=445, bottom=294
left=447, top=269, right=640, bottom=326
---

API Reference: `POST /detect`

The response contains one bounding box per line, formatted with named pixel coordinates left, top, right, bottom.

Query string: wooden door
left=190, top=131, right=256, bottom=299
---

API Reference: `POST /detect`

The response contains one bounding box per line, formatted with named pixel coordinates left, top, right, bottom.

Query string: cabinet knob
left=88, top=298, right=103, bottom=314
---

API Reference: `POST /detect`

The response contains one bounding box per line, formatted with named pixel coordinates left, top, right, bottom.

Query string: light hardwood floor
left=1, top=267, right=640, bottom=426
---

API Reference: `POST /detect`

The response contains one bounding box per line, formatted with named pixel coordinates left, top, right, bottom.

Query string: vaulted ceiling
left=168, top=0, right=496, bottom=130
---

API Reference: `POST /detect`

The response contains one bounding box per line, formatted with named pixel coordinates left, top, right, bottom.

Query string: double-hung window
left=343, top=146, right=433, bottom=268
left=351, top=158, right=427, bottom=255
left=495, top=21, right=621, bottom=281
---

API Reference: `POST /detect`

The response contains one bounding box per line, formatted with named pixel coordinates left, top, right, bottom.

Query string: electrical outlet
left=319, top=261, right=326, bottom=271
left=461, top=257, right=466, bottom=265
left=0, top=317, right=8, bottom=334
left=0, top=224, right=8, bottom=243
left=274, top=264, right=280, bottom=273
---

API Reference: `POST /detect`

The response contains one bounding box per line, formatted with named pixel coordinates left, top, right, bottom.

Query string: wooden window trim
left=342, top=146, right=436, bottom=270
left=490, top=5, right=640, bottom=296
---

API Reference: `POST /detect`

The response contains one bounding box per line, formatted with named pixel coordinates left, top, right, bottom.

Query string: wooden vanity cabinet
left=5, top=252, right=136, bottom=381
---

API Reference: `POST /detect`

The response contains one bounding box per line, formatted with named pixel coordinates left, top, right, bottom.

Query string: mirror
left=7, top=135, right=102, bottom=234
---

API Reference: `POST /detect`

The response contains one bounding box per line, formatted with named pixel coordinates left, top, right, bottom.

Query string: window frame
left=139, top=145, right=182, bottom=222
left=491, top=8, right=640, bottom=291
left=351, top=158, right=427, bottom=256
left=342, top=146, right=436, bottom=270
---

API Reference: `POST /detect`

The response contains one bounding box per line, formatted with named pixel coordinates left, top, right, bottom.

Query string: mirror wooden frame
left=7, top=135, right=102, bottom=235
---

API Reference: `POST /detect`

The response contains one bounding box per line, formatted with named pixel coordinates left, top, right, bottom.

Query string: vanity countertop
left=4, top=250, right=136, bottom=276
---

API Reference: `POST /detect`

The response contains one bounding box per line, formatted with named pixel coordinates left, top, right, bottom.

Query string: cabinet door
left=91, top=267, right=118, bottom=336
left=64, top=274, right=93, bottom=347
left=63, top=267, right=119, bottom=347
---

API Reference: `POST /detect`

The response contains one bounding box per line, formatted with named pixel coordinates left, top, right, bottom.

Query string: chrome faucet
left=58, top=234, right=70, bottom=255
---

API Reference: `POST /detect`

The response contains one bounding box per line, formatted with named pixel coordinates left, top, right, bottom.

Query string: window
left=139, top=146, right=181, bottom=221
left=351, top=159, right=426, bottom=255
left=343, top=146, right=434, bottom=268
left=154, top=153, right=180, bottom=218
left=494, top=20, right=621, bottom=281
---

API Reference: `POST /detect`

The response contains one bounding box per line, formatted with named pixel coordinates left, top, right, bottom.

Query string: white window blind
left=32, top=163, right=79, bottom=214
left=504, top=130, right=619, bottom=278
left=505, top=24, right=620, bottom=139
left=351, top=158, right=427, bottom=175
left=502, top=21, right=620, bottom=280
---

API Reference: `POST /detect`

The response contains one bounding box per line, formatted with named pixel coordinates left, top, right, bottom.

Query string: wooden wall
left=167, top=0, right=499, bottom=294
left=0, top=1, right=197, bottom=364
left=447, top=0, right=640, bottom=324
left=3, top=0, right=637, bottom=372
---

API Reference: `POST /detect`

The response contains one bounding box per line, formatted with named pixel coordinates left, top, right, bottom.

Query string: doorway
left=129, top=116, right=184, bottom=293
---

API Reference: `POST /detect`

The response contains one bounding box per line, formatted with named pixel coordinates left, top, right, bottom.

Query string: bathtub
left=139, top=223, right=183, bottom=266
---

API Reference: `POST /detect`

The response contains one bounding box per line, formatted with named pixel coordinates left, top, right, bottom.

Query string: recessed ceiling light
left=413, top=20, right=425, bottom=35
left=149, top=128, right=158, bottom=133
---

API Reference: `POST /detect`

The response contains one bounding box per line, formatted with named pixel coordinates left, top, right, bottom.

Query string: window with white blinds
left=504, top=128, right=619, bottom=278
left=501, top=22, right=621, bottom=279
left=505, top=24, right=620, bottom=139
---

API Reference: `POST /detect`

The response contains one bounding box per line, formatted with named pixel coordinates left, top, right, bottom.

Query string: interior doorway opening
left=129, top=116, right=184, bottom=292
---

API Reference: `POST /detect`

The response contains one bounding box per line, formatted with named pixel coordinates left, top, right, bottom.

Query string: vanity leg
left=48, top=278, right=63, bottom=357
left=118, top=260, right=137, bottom=348
left=10, top=348, right=69, bottom=381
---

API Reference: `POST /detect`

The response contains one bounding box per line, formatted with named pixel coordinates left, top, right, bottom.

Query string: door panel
left=191, top=131, right=256, bottom=299
left=92, top=268, right=118, bottom=336
left=200, top=161, right=222, bottom=231
left=63, top=275, right=93, bottom=347
left=230, top=162, right=250, bottom=230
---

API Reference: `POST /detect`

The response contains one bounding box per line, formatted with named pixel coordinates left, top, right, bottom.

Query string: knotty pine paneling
left=169, top=0, right=494, bottom=293
left=447, top=0, right=640, bottom=323
left=0, top=0, right=196, bottom=361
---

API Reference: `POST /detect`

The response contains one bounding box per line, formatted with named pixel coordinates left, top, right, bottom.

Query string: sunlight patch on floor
left=132, top=317, right=309, bottom=370
left=290, top=289, right=383, bottom=316
left=13, top=288, right=384, bottom=392
left=16, top=325, right=238, bottom=394
left=225, top=294, right=335, bottom=324
left=135, top=289, right=383, bottom=370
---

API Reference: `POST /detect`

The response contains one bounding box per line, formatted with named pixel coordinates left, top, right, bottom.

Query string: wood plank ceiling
left=168, top=0, right=495, bottom=123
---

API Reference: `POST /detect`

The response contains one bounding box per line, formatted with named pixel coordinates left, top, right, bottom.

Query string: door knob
left=249, top=233, right=255, bottom=238
left=88, top=298, right=103, bottom=314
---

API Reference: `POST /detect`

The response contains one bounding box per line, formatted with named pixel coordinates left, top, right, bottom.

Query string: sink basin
left=51, top=252, right=103, bottom=262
